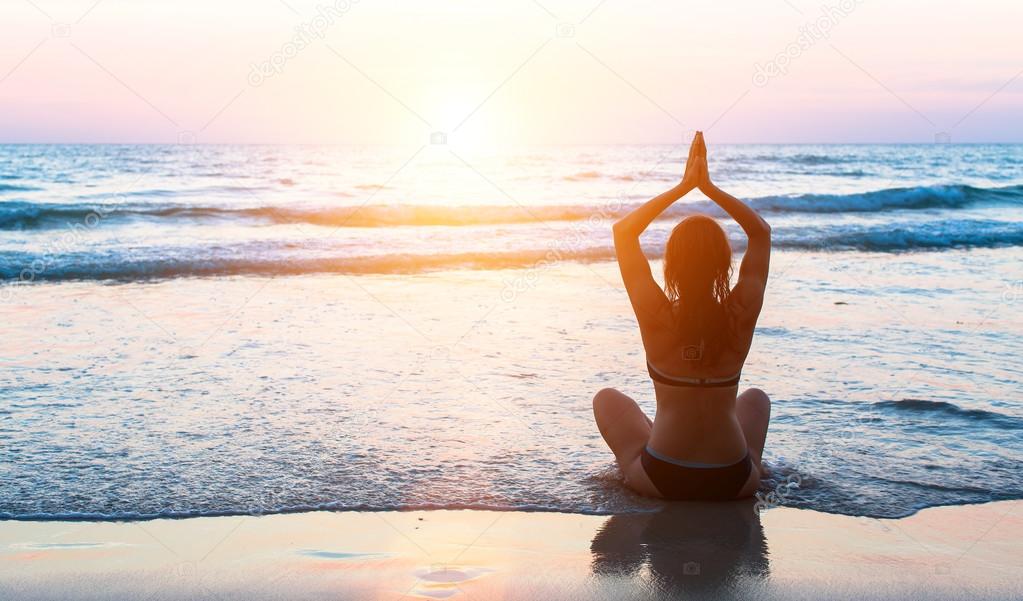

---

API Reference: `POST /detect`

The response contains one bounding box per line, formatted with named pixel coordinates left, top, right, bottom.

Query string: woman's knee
left=593, top=388, right=642, bottom=427
left=592, top=387, right=623, bottom=414
left=746, top=387, right=768, bottom=400
left=742, top=387, right=771, bottom=410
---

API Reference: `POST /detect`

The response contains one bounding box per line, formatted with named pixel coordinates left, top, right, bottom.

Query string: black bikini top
left=646, top=360, right=741, bottom=388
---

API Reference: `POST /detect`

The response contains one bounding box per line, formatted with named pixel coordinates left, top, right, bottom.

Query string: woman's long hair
left=663, top=214, right=734, bottom=363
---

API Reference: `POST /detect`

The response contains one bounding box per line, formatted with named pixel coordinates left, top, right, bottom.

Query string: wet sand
left=1, top=500, right=1020, bottom=600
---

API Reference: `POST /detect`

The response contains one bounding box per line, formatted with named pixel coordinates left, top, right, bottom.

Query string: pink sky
left=1, top=0, right=1021, bottom=144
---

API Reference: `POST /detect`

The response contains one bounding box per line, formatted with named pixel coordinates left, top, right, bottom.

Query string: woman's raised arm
left=613, top=134, right=705, bottom=240
left=699, top=182, right=771, bottom=241
left=697, top=136, right=772, bottom=319
left=612, top=134, right=707, bottom=322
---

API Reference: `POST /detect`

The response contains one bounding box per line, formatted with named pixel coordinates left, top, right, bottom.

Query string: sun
left=421, top=88, right=497, bottom=150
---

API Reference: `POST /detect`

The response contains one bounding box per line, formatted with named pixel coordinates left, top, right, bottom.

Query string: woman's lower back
left=647, top=387, right=750, bottom=465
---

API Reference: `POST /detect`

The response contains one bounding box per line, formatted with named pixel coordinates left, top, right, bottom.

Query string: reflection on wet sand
left=590, top=500, right=769, bottom=597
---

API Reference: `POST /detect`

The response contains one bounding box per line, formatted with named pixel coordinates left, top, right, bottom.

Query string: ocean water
left=1, top=143, right=1021, bottom=520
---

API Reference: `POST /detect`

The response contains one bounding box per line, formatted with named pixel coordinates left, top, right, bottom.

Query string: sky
left=0, top=0, right=1021, bottom=144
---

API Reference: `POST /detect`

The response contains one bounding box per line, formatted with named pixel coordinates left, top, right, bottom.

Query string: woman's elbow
left=745, top=221, right=771, bottom=243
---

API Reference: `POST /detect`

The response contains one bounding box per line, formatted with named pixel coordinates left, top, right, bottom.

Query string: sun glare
left=419, top=87, right=496, bottom=150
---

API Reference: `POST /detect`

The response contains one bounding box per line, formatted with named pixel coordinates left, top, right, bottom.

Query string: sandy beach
left=4, top=0, right=1023, bottom=598
left=1, top=500, right=1020, bottom=600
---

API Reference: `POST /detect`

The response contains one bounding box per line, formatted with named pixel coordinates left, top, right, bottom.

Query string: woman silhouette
left=593, top=132, right=772, bottom=500
left=590, top=501, right=770, bottom=595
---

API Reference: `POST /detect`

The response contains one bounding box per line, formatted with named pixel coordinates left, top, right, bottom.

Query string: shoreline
left=2, top=495, right=1021, bottom=523
left=2, top=500, right=1020, bottom=600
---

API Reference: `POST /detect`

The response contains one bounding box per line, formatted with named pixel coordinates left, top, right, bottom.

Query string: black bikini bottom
left=641, top=446, right=753, bottom=501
